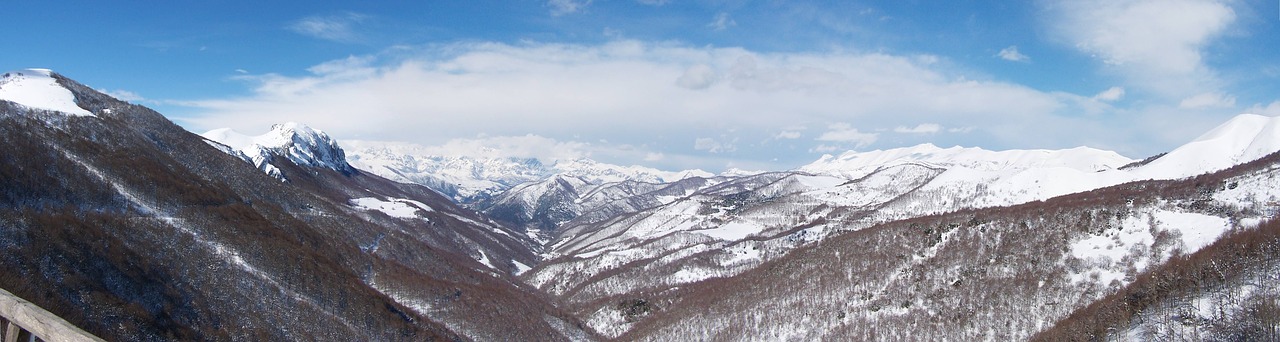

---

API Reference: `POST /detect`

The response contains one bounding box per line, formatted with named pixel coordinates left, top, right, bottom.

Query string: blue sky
left=3, top=0, right=1279, bottom=172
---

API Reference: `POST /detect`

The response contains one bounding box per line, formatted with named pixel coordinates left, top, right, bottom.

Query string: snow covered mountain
left=520, top=113, right=1280, bottom=338
left=1127, top=113, right=1280, bottom=180
left=0, top=70, right=589, bottom=341
left=202, top=123, right=356, bottom=181
left=478, top=174, right=731, bottom=242
left=341, top=139, right=711, bottom=204
left=800, top=143, right=1132, bottom=178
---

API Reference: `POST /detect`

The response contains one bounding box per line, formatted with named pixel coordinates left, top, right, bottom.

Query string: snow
left=724, top=244, right=762, bottom=264
left=793, top=174, right=846, bottom=189
left=1131, top=114, right=1280, bottom=180
left=0, top=69, right=95, bottom=117
left=1068, top=209, right=1233, bottom=287
left=697, top=221, right=764, bottom=240
left=1070, top=215, right=1154, bottom=262
left=800, top=143, right=1132, bottom=179
left=670, top=268, right=713, bottom=283
left=476, top=250, right=495, bottom=269
left=795, top=114, right=1280, bottom=224
left=349, top=197, right=431, bottom=219
left=340, top=139, right=711, bottom=203
left=513, top=260, right=532, bottom=275
left=574, top=248, right=614, bottom=259
left=1150, top=211, right=1230, bottom=253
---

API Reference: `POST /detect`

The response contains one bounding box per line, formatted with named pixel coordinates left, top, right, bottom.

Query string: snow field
left=349, top=197, right=432, bottom=219
left=0, top=69, right=95, bottom=117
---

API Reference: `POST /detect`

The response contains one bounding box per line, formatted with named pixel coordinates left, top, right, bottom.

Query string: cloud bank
left=179, top=40, right=1195, bottom=171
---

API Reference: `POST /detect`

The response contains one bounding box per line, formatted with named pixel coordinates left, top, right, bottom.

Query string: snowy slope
left=1130, top=114, right=1280, bottom=180
left=800, top=143, right=1132, bottom=179
left=540, top=113, right=1280, bottom=266
left=0, top=69, right=95, bottom=117
left=799, top=115, right=1280, bottom=217
left=526, top=114, right=1280, bottom=335
left=202, top=123, right=355, bottom=180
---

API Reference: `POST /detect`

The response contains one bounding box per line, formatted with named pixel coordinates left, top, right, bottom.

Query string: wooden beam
left=4, top=321, right=19, bottom=342
left=0, top=288, right=104, bottom=342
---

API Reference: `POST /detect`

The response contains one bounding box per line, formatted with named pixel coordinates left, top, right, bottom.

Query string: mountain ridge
left=340, top=139, right=713, bottom=204
left=202, top=123, right=356, bottom=181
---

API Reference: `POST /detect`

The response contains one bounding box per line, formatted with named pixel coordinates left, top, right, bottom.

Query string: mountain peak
left=0, top=68, right=95, bottom=117
left=1129, top=113, right=1280, bottom=180
left=202, top=123, right=355, bottom=180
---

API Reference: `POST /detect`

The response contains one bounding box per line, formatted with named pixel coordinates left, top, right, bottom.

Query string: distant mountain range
left=4, top=68, right=1279, bottom=340
left=339, top=139, right=713, bottom=204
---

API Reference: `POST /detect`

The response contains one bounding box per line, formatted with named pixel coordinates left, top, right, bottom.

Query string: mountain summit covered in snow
left=0, top=68, right=95, bottom=117
left=202, top=123, right=357, bottom=181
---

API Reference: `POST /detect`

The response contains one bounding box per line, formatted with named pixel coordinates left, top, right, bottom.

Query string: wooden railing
left=0, top=287, right=104, bottom=342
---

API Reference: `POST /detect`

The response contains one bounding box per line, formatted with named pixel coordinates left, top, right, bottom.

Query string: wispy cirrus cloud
left=997, top=46, right=1029, bottom=62
left=548, top=0, right=592, bottom=16
left=1179, top=92, right=1236, bottom=109
left=288, top=12, right=369, bottom=43
left=708, top=13, right=737, bottom=31
left=98, top=88, right=146, bottom=103
left=894, top=123, right=942, bottom=134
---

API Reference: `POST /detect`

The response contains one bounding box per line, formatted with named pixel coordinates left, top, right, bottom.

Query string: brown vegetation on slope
left=1032, top=217, right=1280, bottom=341
left=610, top=151, right=1279, bottom=340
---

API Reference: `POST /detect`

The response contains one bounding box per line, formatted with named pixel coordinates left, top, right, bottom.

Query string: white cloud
left=307, top=55, right=378, bottom=77
left=636, top=0, right=669, bottom=5
left=676, top=64, right=718, bottom=89
left=644, top=152, right=665, bottom=161
left=708, top=12, right=737, bottom=31
left=694, top=137, right=735, bottom=153
left=181, top=40, right=1088, bottom=171
left=99, top=89, right=145, bottom=102
left=1092, top=86, right=1125, bottom=102
left=893, top=123, right=942, bottom=134
left=416, top=134, right=591, bottom=161
left=1045, top=0, right=1236, bottom=97
left=774, top=130, right=802, bottom=139
left=809, top=144, right=843, bottom=153
left=1179, top=92, right=1236, bottom=109
left=997, top=46, right=1029, bottom=62
left=817, top=123, right=878, bottom=147
left=1245, top=101, right=1280, bottom=116
left=549, top=0, right=592, bottom=15
left=287, top=12, right=369, bottom=42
